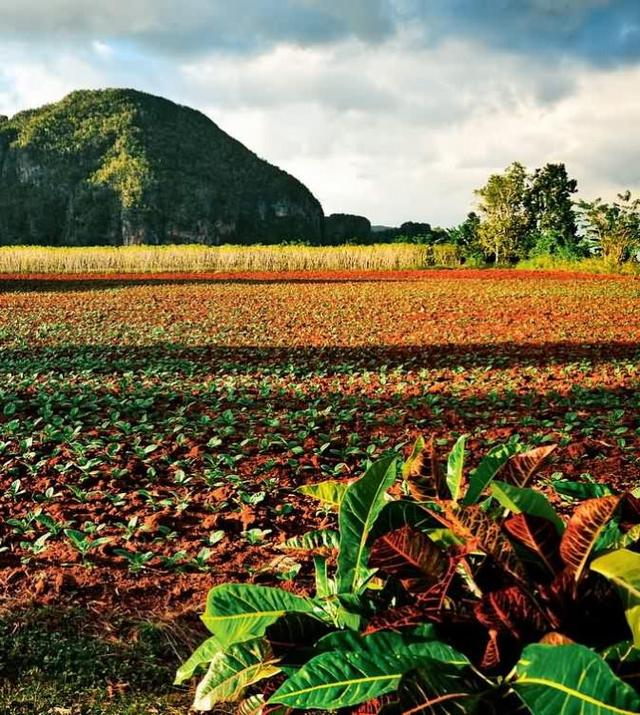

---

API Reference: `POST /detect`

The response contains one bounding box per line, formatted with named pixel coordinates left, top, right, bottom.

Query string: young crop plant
left=114, top=548, right=156, bottom=573
left=177, top=436, right=640, bottom=713
left=64, top=529, right=112, bottom=565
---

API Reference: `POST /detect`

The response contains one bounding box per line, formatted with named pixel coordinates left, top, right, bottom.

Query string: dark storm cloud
left=0, top=0, right=638, bottom=63
left=0, top=1, right=395, bottom=53
left=403, top=0, right=640, bottom=66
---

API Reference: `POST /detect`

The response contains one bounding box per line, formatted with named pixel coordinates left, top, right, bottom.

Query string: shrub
left=177, top=437, right=640, bottom=712
left=528, top=229, right=584, bottom=260
left=426, top=243, right=462, bottom=267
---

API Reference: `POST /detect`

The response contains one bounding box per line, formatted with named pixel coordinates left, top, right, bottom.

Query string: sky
left=1, top=1, right=639, bottom=227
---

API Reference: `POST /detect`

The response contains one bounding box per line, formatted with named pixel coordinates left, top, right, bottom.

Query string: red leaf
left=480, top=628, right=501, bottom=670
left=444, top=504, right=528, bottom=584
left=352, top=694, right=397, bottom=714
left=559, top=496, right=620, bottom=582
left=620, top=491, right=640, bottom=526
left=503, top=513, right=562, bottom=575
left=475, top=586, right=549, bottom=640
left=403, top=435, right=445, bottom=501
left=370, top=526, right=447, bottom=592
left=502, top=445, right=557, bottom=487
left=539, top=631, right=574, bottom=646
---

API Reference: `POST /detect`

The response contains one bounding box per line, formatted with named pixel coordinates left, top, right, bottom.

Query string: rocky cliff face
left=324, top=213, right=371, bottom=244
left=0, top=89, right=325, bottom=246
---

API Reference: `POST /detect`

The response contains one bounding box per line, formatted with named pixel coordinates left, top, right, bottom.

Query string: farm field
left=1, top=268, right=640, bottom=712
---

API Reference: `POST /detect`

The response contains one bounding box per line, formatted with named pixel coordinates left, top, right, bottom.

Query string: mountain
left=325, top=214, right=371, bottom=244
left=371, top=224, right=394, bottom=233
left=0, top=89, right=324, bottom=246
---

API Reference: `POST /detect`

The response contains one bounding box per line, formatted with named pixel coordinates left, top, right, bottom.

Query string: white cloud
left=0, top=46, right=105, bottom=113
left=1, top=29, right=639, bottom=226
left=92, top=41, right=115, bottom=59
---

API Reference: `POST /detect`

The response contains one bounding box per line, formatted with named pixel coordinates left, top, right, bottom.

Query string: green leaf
left=595, top=520, right=625, bottom=554
left=601, top=640, right=640, bottom=665
left=337, top=455, right=397, bottom=595
left=514, top=643, right=640, bottom=715
left=592, top=549, right=640, bottom=608
left=314, top=555, right=333, bottom=598
left=625, top=606, right=640, bottom=649
left=463, top=442, right=519, bottom=505
left=315, top=628, right=438, bottom=654
left=592, top=549, right=640, bottom=648
left=396, top=662, right=489, bottom=714
left=193, top=638, right=280, bottom=710
left=619, top=524, right=640, bottom=549
left=402, top=435, right=426, bottom=481
left=427, top=527, right=464, bottom=549
left=282, top=529, right=339, bottom=551
left=202, top=584, right=318, bottom=648
left=446, top=436, right=466, bottom=502
left=298, top=480, right=349, bottom=509
left=175, top=635, right=221, bottom=685
left=490, top=481, right=564, bottom=533
left=552, top=479, right=615, bottom=500
left=368, top=500, right=439, bottom=542
left=269, top=638, right=468, bottom=710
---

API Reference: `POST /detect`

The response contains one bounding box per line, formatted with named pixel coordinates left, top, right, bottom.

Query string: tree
left=577, top=191, right=640, bottom=265
left=447, top=212, right=481, bottom=260
left=525, top=163, right=579, bottom=255
left=475, top=162, right=529, bottom=263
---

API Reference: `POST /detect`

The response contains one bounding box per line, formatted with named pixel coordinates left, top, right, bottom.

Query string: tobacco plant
left=177, top=436, right=640, bottom=712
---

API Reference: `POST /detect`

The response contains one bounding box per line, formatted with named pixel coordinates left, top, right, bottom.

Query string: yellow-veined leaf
left=503, top=513, right=562, bottom=576
left=175, top=635, right=221, bottom=685
left=559, top=496, right=620, bottom=582
left=370, top=526, right=448, bottom=593
left=193, top=638, right=280, bottom=711
left=269, top=637, right=469, bottom=710
left=202, top=584, right=319, bottom=648
left=502, top=444, right=557, bottom=487
left=337, top=455, right=398, bottom=594
left=444, top=504, right=527, bottom=584
left=514, top=643, right=640, bottom=714
left=446, top=436, right=466, bottom=502
left=298, top=480, right=350, bottom=509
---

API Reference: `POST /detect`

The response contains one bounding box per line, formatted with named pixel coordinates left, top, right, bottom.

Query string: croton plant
left=176, top=435, right=640, bottom=714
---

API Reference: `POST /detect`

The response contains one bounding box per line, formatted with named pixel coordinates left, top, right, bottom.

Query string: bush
left=426, top=243, right=462, bottom=267
left=528, top=229, right=584, bottom=260
left=177, top=437, right=640, bottom=712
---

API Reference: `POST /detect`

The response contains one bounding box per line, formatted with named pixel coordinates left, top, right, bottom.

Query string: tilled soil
left=0, top=269, right=638, bottom=620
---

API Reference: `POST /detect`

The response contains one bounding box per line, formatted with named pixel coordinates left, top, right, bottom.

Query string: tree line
left=469, top=162, right=640, bottom=265
left=366, top=162, right=640, bottom=266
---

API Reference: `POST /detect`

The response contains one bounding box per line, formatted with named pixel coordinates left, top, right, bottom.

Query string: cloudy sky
left=1, top=1, right=639, bottom=226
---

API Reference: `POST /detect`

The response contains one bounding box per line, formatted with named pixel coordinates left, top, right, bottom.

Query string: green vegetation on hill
left=1, top=90, right=639, bottom=267
left=0, top=89, right=324, bottom=247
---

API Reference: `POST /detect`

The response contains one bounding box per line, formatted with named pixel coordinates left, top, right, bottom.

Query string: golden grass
left=0, top=244, right=437, bottom=274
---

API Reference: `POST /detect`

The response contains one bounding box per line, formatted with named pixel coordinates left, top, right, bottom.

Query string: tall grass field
left=0, top=243, right=454, bottom=274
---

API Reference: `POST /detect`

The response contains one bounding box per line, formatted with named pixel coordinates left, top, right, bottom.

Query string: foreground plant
left=179, top=436, right=640, bottom=712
